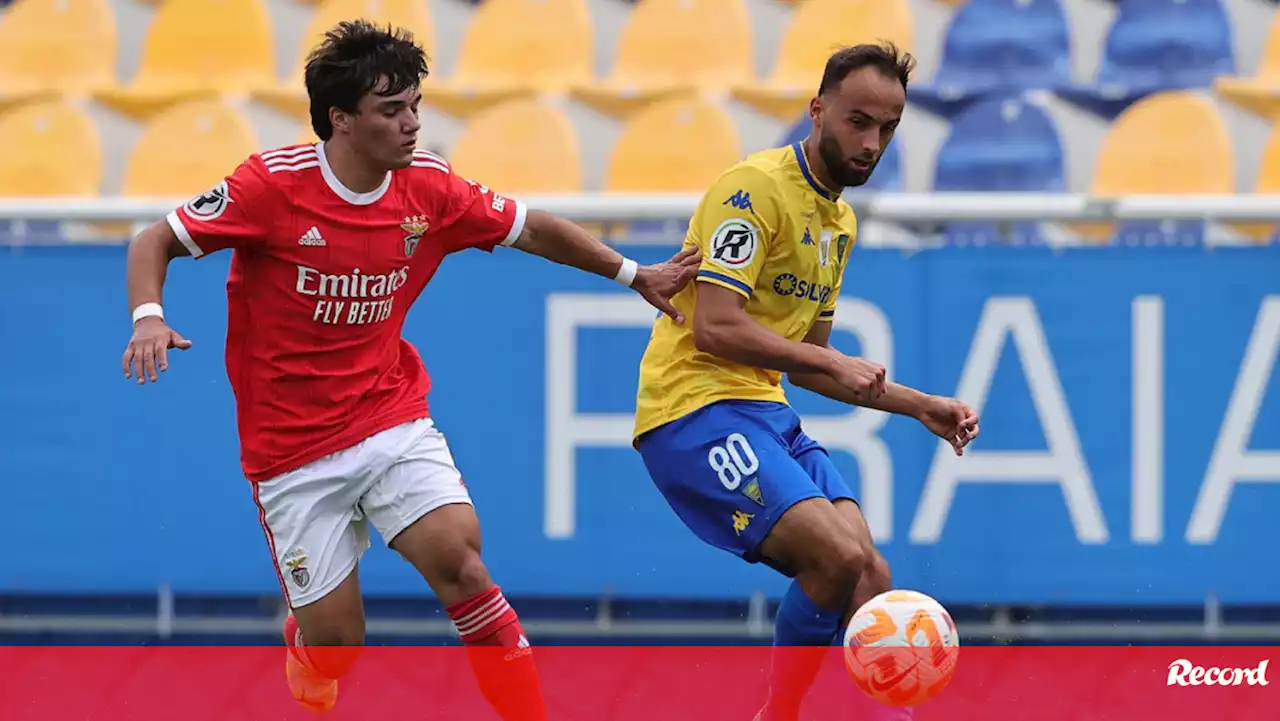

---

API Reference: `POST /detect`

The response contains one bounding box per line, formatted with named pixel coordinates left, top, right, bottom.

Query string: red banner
left=1, top=646, right=1276, bottom=720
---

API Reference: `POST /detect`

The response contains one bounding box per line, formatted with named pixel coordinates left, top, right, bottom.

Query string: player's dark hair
left=817, top=42, right=915, bottom=95
left=304, top=20, right=429, bottom=140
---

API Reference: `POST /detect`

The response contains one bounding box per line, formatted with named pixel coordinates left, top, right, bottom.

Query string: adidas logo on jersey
left=298, top=226, right=326, bottom=247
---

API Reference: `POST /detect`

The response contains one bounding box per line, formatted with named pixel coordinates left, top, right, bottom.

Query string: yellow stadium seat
left=572, top=0, right=753, bottom=119
left=449, top=99, right=581, bottom=193
left=419, top=0, right=592, bottom=118
left=731, top=0, right=914, bottom=121
left=1235, top=122, right=1280, bottom=241
left=1215, top=12, right=1280, bottom=120
left=95, top=0, right=276, bottom=121
left=123, top=100, right=258, bottom=196
left=1080, top=91, right=1233, bottom=242
left=254, top=0, right=435, bottom=120
left=0, top=100, right=102, bottom=196
left=606, top=97, right=740, bottom=191
left=0, top=0, right=117, bottom=111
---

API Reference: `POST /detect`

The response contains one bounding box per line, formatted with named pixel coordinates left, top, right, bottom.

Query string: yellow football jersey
left=633, top=142, right=859, bottom=441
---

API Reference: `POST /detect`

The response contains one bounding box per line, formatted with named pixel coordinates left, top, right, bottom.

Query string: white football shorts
left=251, top=417, right=473, bottom=608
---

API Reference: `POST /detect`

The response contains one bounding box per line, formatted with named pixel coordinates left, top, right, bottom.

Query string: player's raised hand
left=632, top=247, right=702, bottom=325
left=828, top=354, right=887, bottom=403
left=123, top=317, right=193, bottom=385
left=919, top=396, right=980, bottom=456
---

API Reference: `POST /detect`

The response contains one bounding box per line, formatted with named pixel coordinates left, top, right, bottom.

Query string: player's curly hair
left=817, top=42, right=916, bottom=95
left=304, top=20, right=430, bottom=140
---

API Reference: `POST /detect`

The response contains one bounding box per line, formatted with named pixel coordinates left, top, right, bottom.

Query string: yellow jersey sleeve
left=692, top=165, right=784, bottom=300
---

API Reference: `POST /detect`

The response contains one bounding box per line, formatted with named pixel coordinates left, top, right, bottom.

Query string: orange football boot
left=283, top=614, right=338, bottom=714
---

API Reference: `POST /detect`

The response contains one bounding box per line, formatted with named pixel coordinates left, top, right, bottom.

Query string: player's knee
left=805, top=536, right=866, bottom=607
left=436, top=549, right=494, bottom=600
left=302, top=615, right=366, bottom=648
left=862, top=551, right=893, bottom=599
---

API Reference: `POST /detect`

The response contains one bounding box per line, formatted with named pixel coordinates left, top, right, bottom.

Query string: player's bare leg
left=283, top=568, right=366, bottom=714
left=754, top=497, right=868, bottom=721
left=833, top=499, right=894, bottom=622
left=391, top=503, right=548, bottom=721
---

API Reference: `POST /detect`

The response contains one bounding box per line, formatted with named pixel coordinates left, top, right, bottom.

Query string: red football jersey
left=166, top=143, right=526, bottom=482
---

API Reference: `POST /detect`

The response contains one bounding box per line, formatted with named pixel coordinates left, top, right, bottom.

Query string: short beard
left=818, top=129, right=874, bottom=189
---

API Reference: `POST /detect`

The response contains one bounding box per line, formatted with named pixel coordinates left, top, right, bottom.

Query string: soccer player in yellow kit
left=632, top=44, right=981, bottom=721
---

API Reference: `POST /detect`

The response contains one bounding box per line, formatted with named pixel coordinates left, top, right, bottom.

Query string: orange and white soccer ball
left=842, top=589, right=960, bottom=707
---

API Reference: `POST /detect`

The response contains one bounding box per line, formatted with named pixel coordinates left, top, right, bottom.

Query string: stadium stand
left=2, top=0, right=1280, bottom=649
left=0, top=0, right=117, bottom=109
left=570, top=0, right=754, bottom=118
left=448, top=98, right=583, bottom=192
left=418, top=0, right=592, bottom=118
left=94, top=0, right=277, bottom=120
left=730, top=0, right=915, bottom=121
left=255, top=0, right=437, bottom=119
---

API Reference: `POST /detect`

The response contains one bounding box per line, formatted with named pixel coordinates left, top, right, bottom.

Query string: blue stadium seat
left=907, top=0, right=1071, bottom=118
left=1056, top=0, right=1235, bottom=119
left=779, top=113, right=904, bottom=192
left=932, top=95, right=1063, bottom=245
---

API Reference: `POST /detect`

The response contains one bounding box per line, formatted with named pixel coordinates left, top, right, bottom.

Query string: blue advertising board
left=1, top=243, right=1277, bottom=605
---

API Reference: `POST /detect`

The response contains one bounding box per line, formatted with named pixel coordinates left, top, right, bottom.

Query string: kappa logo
left=1167, top=659, right=1270, bottom=687
left=708, top=218, right=759, bottom=269
left=723, top=189, right=753, bottom=211
left=401, top=215, right=429, bottom=258
left=184, top=180, right=233, bottom=222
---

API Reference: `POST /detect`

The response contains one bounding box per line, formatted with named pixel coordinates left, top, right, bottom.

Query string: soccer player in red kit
left=119, top=20, right=699, bottom=719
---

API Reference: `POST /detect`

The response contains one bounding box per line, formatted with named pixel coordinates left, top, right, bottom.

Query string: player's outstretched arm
left=693, top=283, right=887, bottom=402
left=122, top=220, right=194, bottom=385
left=789, top=321, right=980, bottom=455
left=510, top=210, right=701, bottom=323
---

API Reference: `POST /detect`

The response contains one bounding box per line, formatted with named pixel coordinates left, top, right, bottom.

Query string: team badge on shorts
left=401, top=215, right=430, bottom=258
left=284, top=549, right=311, bottom=589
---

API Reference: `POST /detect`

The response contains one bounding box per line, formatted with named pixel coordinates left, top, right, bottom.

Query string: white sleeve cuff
left=501, top=200, right=527, bottom=247
left=166, top=211, right=204, bottom=258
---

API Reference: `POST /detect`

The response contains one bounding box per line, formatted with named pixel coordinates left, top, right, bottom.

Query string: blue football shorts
left=635, top=399, right=856, bottom=567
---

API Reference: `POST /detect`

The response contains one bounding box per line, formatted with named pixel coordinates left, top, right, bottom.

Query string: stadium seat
left=94, top=0, right=276, bottom=121
left=603, top=98, right=739, bottom=239
left=933, top=95, right=1063, bottom=244
left=0, top=0, right=117, bottom=110
left=419, top=0, right=591, bottom=118
left=1084, top=90, right=1233, bottom=245
left=908, top=0, right=1071, bottom=118
left=1215, top=11, right=1280, bottom=120
left=730, top=0, right=914, bottom=122
left=122, top=100, right=258, bottom=196
left=779, top=112, right=904, bottom=192
left=0, top=100, right=102, bottom=196
left=448, top=99, right=581, bottom=193
left=572, top=0, right=753, bottom=119
left=1236, top=121, right=1280, bottom=242
left=254, top=0, right=435, bottom=120
left=1055, top=0, right=1235, bottom=120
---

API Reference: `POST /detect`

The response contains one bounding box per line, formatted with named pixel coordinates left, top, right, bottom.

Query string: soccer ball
left=842, top=589, right=960, bottom=707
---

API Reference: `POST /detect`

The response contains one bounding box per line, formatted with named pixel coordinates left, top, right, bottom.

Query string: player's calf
left=392, top=503, right=549, bottom=721
left=756, top=499, right=868, bottom=721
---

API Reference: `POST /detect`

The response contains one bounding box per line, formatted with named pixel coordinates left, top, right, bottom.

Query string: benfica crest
left=401, top=215, right=430, bottom=257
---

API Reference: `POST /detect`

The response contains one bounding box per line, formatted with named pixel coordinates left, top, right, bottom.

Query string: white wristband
left=613, top=258, right=638, bottom=287
left=132, top=302, right=164, bottom=324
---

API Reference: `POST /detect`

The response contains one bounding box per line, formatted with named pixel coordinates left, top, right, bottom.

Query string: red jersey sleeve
left=165, top=156, right=275, bottom=258
left=427, top=159, right=527, bottom=254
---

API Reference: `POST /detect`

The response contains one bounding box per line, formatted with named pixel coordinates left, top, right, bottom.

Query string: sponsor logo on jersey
left=772, top=273, right=832, bottom=305
left=295, top=265, right=410, bottom=326
left=722, top=189, right=753, bottom=211
left=183, top=180, right=233, bottom=222
left=708, top=218, right=759, bottom=269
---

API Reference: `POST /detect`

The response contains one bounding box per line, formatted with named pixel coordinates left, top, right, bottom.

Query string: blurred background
left=0, top=0, right=1278, bottom=648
